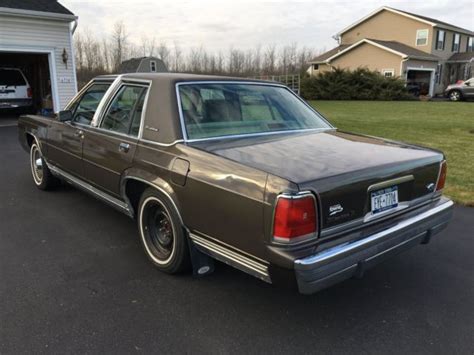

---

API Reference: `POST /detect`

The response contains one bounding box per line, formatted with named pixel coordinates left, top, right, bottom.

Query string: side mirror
left=58, top=110, right=73, bottom=122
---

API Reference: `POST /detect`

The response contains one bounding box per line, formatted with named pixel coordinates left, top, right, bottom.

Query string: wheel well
left=26, top=133, right=34, bottom=147
left=124, top=179, right=149, bottom=217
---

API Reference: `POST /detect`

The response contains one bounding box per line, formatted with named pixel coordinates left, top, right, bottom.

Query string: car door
left=81, top=83, right=149, bottom=197
left=46, top=82, right=111, bottom=177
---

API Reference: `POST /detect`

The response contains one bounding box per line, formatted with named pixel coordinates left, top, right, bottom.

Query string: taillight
left=27, top=87, right=33, bottom=98
left=273, top=193, right=317, bottom=242
left=436, top=161, right=447, bottom=191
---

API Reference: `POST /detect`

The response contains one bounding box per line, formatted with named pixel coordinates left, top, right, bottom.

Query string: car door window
left=72, top=83, right=110, bottom=125
left=100, top=85, right=147, bottom=136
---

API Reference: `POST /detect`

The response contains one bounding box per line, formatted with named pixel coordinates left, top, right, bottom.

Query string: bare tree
left=111, top=21, right=128, bottom=72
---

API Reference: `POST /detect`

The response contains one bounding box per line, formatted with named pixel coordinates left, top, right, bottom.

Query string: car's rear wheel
left=449, top=90, right=462, bottom=101
left=137, top=188, right=190, bottom=273
left=29, top=142, right=58, bottom=190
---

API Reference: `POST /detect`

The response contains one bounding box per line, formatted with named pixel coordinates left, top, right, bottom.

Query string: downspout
left=400, top=57, right=409, bottom=81
left=71, top=18, right=78, bottom=34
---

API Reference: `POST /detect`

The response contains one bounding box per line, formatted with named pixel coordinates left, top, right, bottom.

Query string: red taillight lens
left=273, top=194, right=317, bottom=242
left=436, top=161, right=447, bottom=191
left=27, top=88, right=33, bottom=98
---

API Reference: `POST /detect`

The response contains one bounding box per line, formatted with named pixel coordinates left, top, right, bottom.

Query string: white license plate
left=371, top=186, right=398, bottom=214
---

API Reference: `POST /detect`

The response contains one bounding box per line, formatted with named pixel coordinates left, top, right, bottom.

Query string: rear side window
left=100, top=85, right=147, bottom=136
left=0, top=69, right=26, bottom=86
left=72, top=83, right=110, bottom=125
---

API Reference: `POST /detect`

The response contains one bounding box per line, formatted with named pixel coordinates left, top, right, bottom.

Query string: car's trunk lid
left=190, top=130, right=443, bottom=229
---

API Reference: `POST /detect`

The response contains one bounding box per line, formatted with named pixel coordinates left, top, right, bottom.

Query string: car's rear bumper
left=0, top=99, right=32, bottom=109
left=294, top=198, right=454, bottom=294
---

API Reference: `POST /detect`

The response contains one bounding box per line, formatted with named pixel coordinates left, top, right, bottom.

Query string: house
left=120, top=57, right=168, bottom=74
left=308, top=6, right=474, bottom=96
left=0, top=0, right=78, bottom=112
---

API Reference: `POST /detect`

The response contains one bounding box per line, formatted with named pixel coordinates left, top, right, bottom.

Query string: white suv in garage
left=0, top=68, right=33, bottom=111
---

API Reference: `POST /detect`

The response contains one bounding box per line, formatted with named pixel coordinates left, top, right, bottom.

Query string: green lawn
left=309, top=100, right=474, bottom=206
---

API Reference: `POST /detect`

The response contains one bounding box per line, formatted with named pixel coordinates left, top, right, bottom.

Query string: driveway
left=1, top=125, right=473, bottom=354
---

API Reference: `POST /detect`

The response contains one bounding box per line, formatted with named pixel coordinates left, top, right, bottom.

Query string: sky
left=61, top=0, right=474, bottom=53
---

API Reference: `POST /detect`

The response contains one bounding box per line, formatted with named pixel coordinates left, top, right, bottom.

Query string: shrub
left=300, top=67, right=410, bottom=100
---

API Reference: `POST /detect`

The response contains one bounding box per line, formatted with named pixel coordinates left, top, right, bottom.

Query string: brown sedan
left=18, top=73, right=453, bottom=294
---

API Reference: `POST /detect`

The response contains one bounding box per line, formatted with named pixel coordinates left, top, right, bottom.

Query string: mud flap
left=187, top=238, right=215, bottom=277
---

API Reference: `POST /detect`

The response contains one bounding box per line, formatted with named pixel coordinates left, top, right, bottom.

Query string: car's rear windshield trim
left=175, top=81, right=334, bottom=142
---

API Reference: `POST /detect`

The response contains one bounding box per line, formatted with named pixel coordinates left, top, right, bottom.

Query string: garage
left=0, top=0, right=78, bottom=115
left=406, top=69, right=434, bottom=96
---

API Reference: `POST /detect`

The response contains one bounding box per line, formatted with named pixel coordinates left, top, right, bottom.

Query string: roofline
left=316, top=39, right=439, bottom=64
left=0, top=7, right=77, bottom=21
left=336, top=6, right=474, bottom=37
left=325, top=39, right=407, bottom=61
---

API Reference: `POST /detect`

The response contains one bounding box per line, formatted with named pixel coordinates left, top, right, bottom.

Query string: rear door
left=46, top=82, right=111, bottom=177
left=81, top=83, right=149, bottom=196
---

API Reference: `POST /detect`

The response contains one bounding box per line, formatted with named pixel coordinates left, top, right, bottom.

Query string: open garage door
left=406, top=68, right=435, bottom=97
left=0, top=51, right=55, bottom=115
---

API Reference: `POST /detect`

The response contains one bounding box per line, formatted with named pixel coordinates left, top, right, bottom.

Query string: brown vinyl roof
left=0, top=0, right=74, bottom=15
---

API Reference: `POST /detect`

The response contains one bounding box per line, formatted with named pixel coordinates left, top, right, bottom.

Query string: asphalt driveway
left=1, top=125, right=473, bottom=354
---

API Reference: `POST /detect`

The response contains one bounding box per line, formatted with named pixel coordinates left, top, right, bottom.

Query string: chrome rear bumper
left=294, top=198, right=454, bottom=294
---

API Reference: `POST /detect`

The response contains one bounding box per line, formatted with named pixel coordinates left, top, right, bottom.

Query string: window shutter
left=452, top=34, right=455, bottom=51
left=443, top=31, right=446, bottom=50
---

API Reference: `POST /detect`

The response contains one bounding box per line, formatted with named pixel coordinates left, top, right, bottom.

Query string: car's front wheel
left=137, top=188, right=190, bottom=273
left=29, top=142, right=58, bottom=190
left=449, top=90, right=462, bottom=101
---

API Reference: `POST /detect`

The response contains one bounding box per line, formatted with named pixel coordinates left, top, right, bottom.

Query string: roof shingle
left=0, top=0, right=74, bottom=16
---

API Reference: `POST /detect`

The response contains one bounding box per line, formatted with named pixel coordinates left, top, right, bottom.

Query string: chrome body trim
left=367, top=175, right=414, bottom=192
left=189, top=233, right=271, bottom=283
left=48, top=164, right=133, bottom=217
left=175, top=80, right=334, bottom=143
left=295, top=199, right=454, bottom=268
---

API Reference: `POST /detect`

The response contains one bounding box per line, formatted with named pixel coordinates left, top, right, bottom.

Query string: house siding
left=340, top=9, right=434, bottom=54
left=0, top=14, right=77, bottom=110
left=330, top=42, right=403, bottom=76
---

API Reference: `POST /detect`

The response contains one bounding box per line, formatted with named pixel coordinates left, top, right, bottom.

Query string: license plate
left=371, top=186, right=398, bottom=214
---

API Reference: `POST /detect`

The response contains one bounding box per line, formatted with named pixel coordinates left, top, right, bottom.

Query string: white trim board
left=0, top=45, right=60, bottom=113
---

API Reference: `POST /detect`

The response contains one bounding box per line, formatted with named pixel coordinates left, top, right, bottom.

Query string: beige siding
left=330, top=42, right=403, bottom=76
left=0, top=15, right=77, bottom=110
left=340, top=9, right=433, bottom=53
left=307, top=63, right=332, bottom=76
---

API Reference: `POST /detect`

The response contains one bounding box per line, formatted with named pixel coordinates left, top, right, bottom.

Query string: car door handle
left=74, top=129, right=84, bottom=139
left=119, top=142, right=130, bottom=153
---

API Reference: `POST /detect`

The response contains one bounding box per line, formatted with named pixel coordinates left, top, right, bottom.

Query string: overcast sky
left=62, top=0, right=474, bottom=53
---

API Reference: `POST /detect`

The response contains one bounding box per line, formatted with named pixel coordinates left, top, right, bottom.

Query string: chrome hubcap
left=31, top=146, right=43, bottom=184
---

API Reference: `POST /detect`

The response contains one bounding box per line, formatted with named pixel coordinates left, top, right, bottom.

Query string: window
left=452, top=33, right=460, bottom=52
left=467, top=37, right=474, bottom=52
left=101, top=85, right=148, bottom=135
left=416, top=29, right=429, bottom=46
left=178, top=83, right=331, bottom=140
left=150, top=61, right=157, bottom=72
left=436, top=30, right=446, bottom=50
left=312, top=64, right=319, bottom=70
left=382, top=69, right=394, bottom=78
left=0, top=69, right=26, bottom=86
left=72, top=83, right=110, bottom=125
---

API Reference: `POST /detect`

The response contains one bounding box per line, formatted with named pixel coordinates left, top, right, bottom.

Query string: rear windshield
left=0, top=69, right=26, bottom=86
left=178, top=83, right=331, bottom=140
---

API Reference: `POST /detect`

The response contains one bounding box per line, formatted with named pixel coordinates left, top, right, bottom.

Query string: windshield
left=178, top=83, right=331, bottom=140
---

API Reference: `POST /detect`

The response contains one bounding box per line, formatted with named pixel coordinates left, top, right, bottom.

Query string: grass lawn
left=309, top=100, right=474, bottom=206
